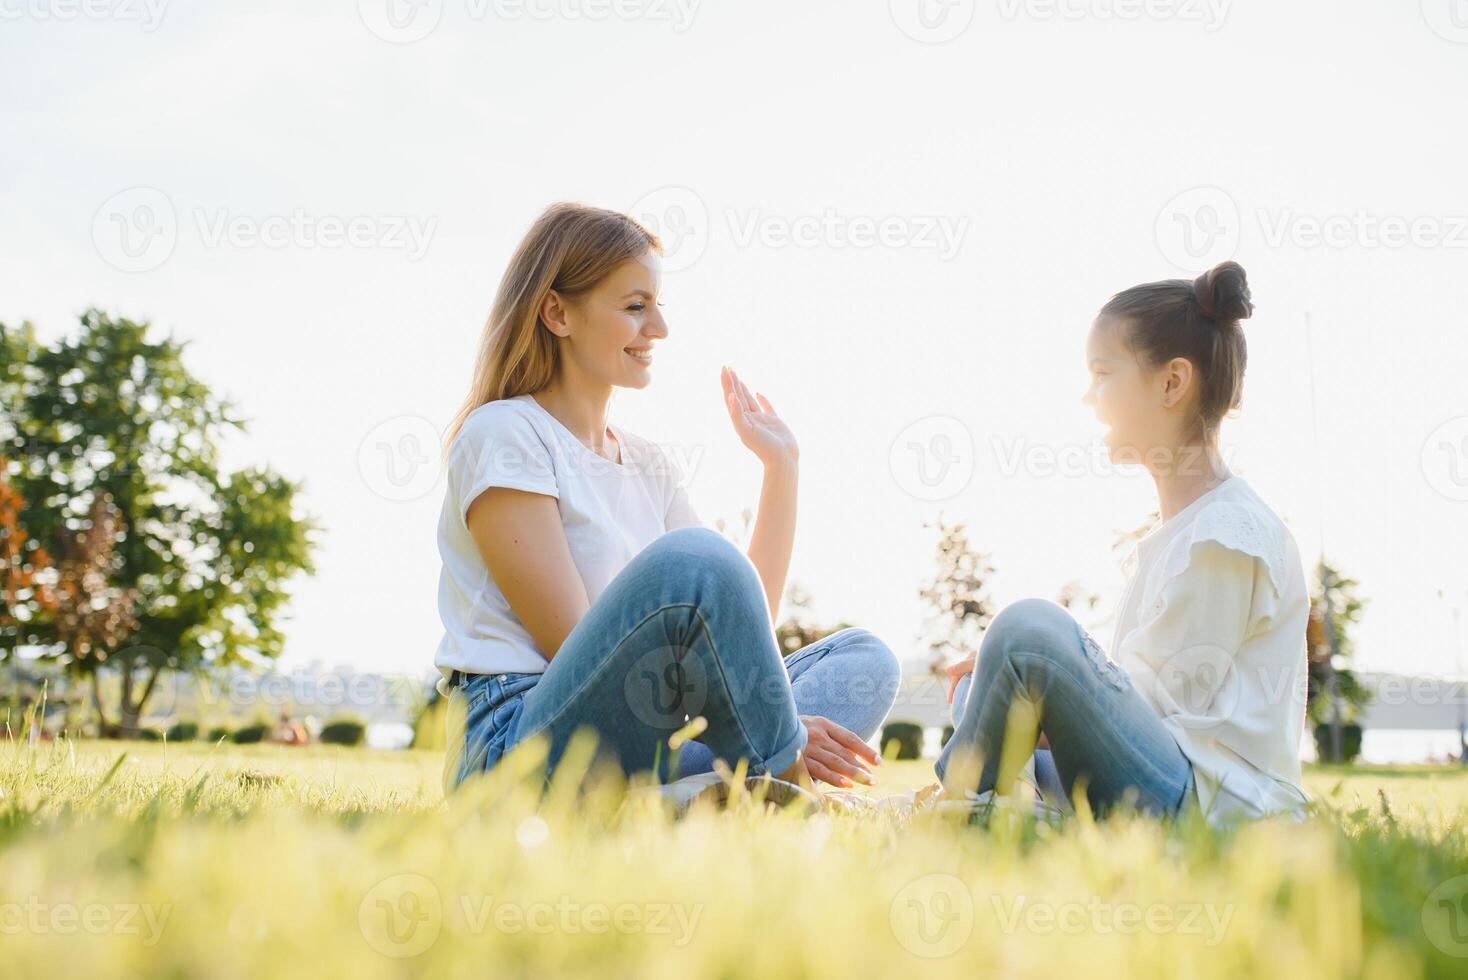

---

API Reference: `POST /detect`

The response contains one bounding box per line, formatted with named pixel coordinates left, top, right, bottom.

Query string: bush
left=881, top=722, right=924, bottom=760
left=319, top=718, right=366, bottom=747
left=941, top=725, right=955, bottom=748
left=232, top=722, right=269, bottom=744
left=135, top=727, right=163, bottom=741
left=206, top=727, right=232, bottom=743
left=1313, top=722, right=1363, bottom=764
left=167, top=721, right=199, bottom=742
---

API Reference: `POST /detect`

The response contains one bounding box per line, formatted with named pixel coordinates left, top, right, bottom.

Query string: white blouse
left=1112, top=476, right=1313, bottom=823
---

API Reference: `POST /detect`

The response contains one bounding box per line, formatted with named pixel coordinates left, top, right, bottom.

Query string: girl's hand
left=799, top=715, right=880, bottom=788
left=945, top=654, right=1051, bottom=749
left=944, top=655, right=976, bottom=704
left=721, top=366, right=798, bottom=470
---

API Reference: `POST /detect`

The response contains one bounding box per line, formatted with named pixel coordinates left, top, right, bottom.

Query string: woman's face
left=1083, top=318, right=1177, bottom=467
left=548, top=250, right=667, bottom=390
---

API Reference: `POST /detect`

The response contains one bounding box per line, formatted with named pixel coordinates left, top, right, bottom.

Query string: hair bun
left=1192, top=261, right=1254, bottom=323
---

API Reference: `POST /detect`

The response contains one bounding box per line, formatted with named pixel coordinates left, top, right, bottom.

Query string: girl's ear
left=540, top=290, right=572, bottom=338
left=1161, top=356, right=1195, bottom=409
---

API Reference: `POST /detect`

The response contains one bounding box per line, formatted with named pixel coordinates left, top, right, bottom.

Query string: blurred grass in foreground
left=2, top=739, right=1467, bottom=979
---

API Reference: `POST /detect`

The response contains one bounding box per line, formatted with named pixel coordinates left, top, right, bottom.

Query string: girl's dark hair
left=1097, top=260, right=1255, bottom=440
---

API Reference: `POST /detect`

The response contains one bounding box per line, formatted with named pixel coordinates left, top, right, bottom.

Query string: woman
left=436, top=202, right=900, bottom=793
left=939, top=260, right=1312, bottom=823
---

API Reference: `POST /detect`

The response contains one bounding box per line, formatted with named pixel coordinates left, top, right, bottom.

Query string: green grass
left=3, top=738, right=1467, bottom=978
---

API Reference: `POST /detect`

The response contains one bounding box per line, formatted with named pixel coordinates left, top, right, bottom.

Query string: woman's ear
left=1161, top=357, right=1195, bottom=409
left=539, top=290, right=572, bottom=338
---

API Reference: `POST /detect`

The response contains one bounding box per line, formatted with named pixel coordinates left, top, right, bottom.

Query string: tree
left=2, top=310, right=318, bottom=735
left=918, top=518, right=996, bottom=675
left=1, top=464, right=57, bottom=726
left=1306, top=559, right=1371, bottom=729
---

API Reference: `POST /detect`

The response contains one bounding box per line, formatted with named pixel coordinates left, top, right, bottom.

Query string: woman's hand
left=800, top=715, right=880, bottom=788
left=721, top=366, right=798, bottom=471
left=945, top=655, right=1050, bottom=749
left=944, top=655, right=976, bottom=704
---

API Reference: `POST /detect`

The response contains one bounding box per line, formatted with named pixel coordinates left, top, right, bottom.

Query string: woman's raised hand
left=721, top=366, right=798, bottom=470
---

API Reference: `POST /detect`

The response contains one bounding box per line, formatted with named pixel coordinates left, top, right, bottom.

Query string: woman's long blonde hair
left=444, top=202, right=661, bottom=454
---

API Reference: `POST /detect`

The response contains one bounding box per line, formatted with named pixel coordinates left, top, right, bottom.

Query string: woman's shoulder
left=1165, top=479, right=1299, bottom=597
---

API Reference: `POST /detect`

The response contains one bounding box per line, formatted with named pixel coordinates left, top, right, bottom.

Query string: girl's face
left=543, top=250, right=667, bottom=390
left=1083, top=318, right=1182, bottom=466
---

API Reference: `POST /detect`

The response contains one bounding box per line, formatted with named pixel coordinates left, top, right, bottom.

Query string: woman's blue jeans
left=938, top=598, right=1197, bottom=817
left=449, top=527, right=901, bottom=789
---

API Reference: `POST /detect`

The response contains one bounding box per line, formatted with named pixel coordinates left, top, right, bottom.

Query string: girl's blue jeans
left=449, top=527, right=901, bottom=789
left=940, top=598, right=1197, bottom=817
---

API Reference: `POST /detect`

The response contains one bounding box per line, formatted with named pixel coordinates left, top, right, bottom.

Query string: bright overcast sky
left=3, top=0, right=1466, bottom=680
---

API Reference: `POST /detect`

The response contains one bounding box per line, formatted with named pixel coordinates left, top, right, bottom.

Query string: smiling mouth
left=625, top=348, right=653, bottom=364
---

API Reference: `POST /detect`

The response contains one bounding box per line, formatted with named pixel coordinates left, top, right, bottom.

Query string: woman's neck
left=1149, top=443, right=1231, bottom=521
left=531, top=374, right=617, bottom=457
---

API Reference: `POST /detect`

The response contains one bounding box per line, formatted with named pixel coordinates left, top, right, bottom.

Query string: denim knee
left=648, top=526, right=760, bottom=595
left=822, top=627, right=901, bottom=712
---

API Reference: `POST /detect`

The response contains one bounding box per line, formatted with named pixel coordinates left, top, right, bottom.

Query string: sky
left=2, top=0, right=1466, bottom=681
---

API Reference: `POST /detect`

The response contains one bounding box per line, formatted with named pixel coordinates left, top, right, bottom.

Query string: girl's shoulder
left=1161, top=479, right=1299, bottom=598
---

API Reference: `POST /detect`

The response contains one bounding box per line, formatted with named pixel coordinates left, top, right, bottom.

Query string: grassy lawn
left=3, top=739, right=1467, bottom=979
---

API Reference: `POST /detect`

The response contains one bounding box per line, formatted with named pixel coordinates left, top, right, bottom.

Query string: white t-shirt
left=1111, top=476, right=1313, bottom=824
left=434, top=394, right=701, bottom=693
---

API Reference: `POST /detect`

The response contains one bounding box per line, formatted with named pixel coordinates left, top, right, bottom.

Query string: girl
left=939, top=260, right=1312, bottom=822
left=436, top=203, right=900, bottom=793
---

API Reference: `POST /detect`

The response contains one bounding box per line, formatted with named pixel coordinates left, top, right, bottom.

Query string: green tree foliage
left=1, top=310, right=318, bottom=735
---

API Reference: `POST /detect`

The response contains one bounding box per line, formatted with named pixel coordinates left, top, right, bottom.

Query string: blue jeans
left=449, top=527, right=900, bottom=789
left=937, top=598, right=1196, bottom=817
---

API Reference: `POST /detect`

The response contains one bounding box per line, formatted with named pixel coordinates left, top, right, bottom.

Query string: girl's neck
left=531, top=373, right=617, bottom=457
left=1149, top=443, right=1232, bottom=521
